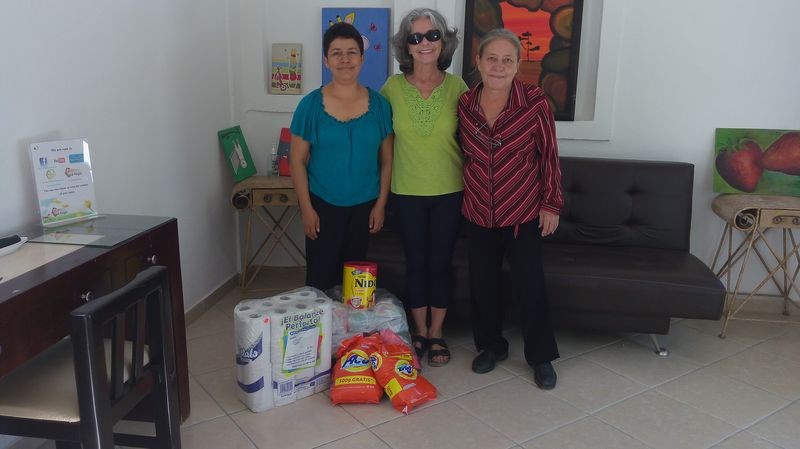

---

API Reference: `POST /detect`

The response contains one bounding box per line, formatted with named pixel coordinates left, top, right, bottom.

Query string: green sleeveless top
left=380, top=73, right=468, bottom=196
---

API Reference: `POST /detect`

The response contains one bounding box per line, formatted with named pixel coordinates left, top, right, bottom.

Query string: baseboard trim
left=185, top=274, right=239, bottom=325
left=725, top=292, right=799, bottom=314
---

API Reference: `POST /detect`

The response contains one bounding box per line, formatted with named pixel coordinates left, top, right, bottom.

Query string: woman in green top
left=381, top=8, right=468, bottom=367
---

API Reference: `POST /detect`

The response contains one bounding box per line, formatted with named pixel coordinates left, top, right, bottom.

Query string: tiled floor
left=38, top=267, right=800, bottom=449
left=169, top=268, right=800, bottom=449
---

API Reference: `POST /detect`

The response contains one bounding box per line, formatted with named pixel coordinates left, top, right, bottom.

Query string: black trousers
left=305, top=193, right=375, bottom=292
left=391, top=191, right=463, bottom=309
left=466, top=219, right=559, bottom=364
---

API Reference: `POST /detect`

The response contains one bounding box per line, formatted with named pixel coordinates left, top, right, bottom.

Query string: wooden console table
left=231, top=176, right=305, bottom=290
left=711, top=194, right=800, bottom=338
left=0, top=215, right=190, bottom=421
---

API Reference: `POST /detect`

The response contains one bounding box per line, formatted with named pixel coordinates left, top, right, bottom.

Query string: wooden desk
left=231, top=176, right=306, bottom=290
left=711, top=194, right=800, bottom=338
left=0, top=215, right=190, bottom=421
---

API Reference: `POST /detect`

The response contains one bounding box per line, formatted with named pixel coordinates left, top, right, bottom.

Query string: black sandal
left=427, top=338, right=450, bottom=367
left=411, top=335, right=428, bottom=359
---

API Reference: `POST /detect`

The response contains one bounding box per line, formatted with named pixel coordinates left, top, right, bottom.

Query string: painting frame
left=321, top=7, right=391, bottom=92
left=714, top=128, right=800, bottom=195
left=462, top=0, right=584, bottom=121
left=269, top=43, right=302, bottom=95
left=218, top=125, right=257, bottom=182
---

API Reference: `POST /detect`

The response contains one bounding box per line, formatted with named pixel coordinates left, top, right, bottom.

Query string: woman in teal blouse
left=290, top=23, right=393, bottom=292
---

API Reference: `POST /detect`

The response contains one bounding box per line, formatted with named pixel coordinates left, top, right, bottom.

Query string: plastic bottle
left=270, top=145, right=278, bottom=176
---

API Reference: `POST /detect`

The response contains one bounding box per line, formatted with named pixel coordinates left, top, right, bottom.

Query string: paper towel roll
left=271, top=377, right=296, bottom=406
left=291, top=301, right=317, bottom=399
left=234, top=306, right=273, bottom=412
left=261, top=287, right=335, bottom=404
left=286, top=297, right=333, bottom=395
left=292, top=366, right=316, bottom=399
left=268, top=306, right=289, bottom=367
left=268, top=307, right=296, bottom=406
left=312, top=297, right=333, bottom=393
left=271, top=302, right=319, bottom=404
left=295, top=289, right=316, bottom=299
left=273, top=304, right=322, bottom=370
left=275, top=294, right=294, bottom=307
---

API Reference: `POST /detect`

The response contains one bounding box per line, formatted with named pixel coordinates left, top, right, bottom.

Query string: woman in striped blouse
left=457, top=28, right=562, bottom=389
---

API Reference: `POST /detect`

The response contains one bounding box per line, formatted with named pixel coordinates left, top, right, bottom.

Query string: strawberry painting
left=714, top=128, right=800, bottom=195
left=715, top=140, right=763, bottom=192
left=759, top=132, right=800, bottom=175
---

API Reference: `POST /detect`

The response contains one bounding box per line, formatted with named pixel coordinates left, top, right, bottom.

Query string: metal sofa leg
left=649, top=334, right=669, bottom=357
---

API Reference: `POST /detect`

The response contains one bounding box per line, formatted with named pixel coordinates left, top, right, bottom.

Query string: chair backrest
left=69, top=265, right=176, bottom=449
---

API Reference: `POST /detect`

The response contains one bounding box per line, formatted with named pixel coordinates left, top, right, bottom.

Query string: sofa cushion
left=552, top=157, right=694, bottom=251
left=544, top=244, right=724, bottom=320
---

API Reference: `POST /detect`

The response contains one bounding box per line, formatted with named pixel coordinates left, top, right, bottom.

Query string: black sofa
left=366, top=156, right=726, bottom=355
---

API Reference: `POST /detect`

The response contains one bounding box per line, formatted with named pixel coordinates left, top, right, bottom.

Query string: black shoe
left=533, top=362, right=557, bottom=390
left=471, top=350, right=508, bottom=374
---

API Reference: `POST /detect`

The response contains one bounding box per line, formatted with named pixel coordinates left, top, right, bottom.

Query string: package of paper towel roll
left=325, top=286, right=411, bottom=353
left=233, top=287, right=333, bottom=412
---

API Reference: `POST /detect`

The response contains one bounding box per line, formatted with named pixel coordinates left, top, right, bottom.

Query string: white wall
left=231, top=0, right=800, bottom=274
left=0, top=1, right=238, bottom=314
left=559, top=0, right=800, bottom=268
left=0, top=0, right=795, bottom=314
left=0, top=1, right=797, bottom=445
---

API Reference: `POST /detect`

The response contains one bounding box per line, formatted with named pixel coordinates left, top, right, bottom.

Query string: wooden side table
left=231, top=176, right=305, bottom=290
left=711, top=194, right=800, bottom=337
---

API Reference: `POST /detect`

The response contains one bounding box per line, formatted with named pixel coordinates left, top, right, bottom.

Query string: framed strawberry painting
left=714, top=128, right=800, bottom=195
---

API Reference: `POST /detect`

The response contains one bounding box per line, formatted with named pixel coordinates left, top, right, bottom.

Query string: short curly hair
left=391, top=8, right=459, bottom=74
left=323, top=22, right=364, bottom=56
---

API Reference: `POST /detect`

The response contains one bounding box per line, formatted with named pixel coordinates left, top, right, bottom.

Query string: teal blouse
left=290, top=88, right=393, bottom=206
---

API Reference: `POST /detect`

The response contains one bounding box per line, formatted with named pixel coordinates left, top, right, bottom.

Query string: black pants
left=391, top=191, right=463, bottom=309
left=305, top=193, right=374, bottom=292
left=466, top=220, right=559, bottom=364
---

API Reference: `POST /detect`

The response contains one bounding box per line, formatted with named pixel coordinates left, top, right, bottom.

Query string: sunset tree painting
left=462, top=0, right=583, bottom=121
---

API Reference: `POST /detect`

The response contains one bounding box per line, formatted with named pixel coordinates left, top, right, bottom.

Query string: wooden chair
left=0, top=266, right=181, bottom=449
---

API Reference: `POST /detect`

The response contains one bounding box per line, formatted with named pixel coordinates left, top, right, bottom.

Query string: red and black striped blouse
left=458, top=79, right=563, bottom=229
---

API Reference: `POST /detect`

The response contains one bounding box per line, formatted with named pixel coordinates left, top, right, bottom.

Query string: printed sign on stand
left=28, top=138, right=98, bottom=226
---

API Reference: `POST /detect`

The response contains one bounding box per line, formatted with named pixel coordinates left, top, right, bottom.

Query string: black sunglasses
left=407, top=29, right=442, bottom=45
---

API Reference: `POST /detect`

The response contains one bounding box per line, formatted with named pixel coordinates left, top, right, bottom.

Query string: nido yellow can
left=342, top=261, right=377, bottom=309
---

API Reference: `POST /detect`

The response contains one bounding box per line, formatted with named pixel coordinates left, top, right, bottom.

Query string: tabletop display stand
left=231, top=176, right=305, bottom=290
left=711, top=194, right=800, bottom=338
